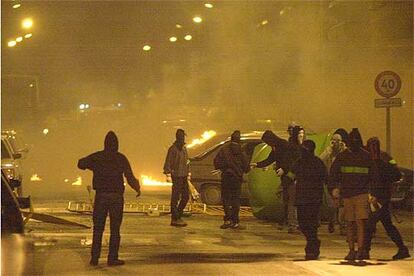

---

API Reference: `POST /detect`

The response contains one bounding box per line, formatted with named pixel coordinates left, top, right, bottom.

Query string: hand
left=332, top=188, right=340, bottom=198
left=136, top=190, right=141, bottom=198
left=368, top=194, right=377, bottom=204
left=187, top=172, right=192, bottom=181
left=250, top=163, right=258, bottom=169
left=166, top=174, right=172, bottom=183
left=276, top=168, right=284, bottom=176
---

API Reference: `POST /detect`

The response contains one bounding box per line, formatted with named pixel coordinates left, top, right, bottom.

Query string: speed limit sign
left=375, top=71, right=402, bottom=98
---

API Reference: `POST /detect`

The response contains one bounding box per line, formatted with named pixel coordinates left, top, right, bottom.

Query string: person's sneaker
left=356, top=249, right=370, bottom=260
left=393, top=246, right=410, bottom=260
left=107, top=259, right=125, bottom=266
left=220, top=220, right=232, bottom=229
left=344, top=250, right=357, bottom=261
left=305, top=254, right=319, bottom=260
left=230, top=223, right=245, bottom=230
left=89, top=259, right=98, bottom=266
left=328, top=222, right=335, bottom=233
left=170, top=218, right=187, bottom=227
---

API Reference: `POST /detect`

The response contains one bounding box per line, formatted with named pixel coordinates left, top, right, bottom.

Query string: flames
left=72, top=176, right=82, bottom=186
left=187, top=130, right=216, bottom=148
left=30, top=174, right=42, bottom=182
left=141, top=175, right=172, bottom=187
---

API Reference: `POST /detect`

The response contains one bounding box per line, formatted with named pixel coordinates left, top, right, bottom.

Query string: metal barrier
left=67, top=201, right=252, bottom=216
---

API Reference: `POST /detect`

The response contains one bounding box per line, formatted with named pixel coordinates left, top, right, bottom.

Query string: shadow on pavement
left=132, top=252, right=287, bottom=264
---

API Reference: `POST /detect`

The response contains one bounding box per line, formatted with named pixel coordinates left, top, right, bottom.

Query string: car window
left=1, top=140, right=11, bottom=159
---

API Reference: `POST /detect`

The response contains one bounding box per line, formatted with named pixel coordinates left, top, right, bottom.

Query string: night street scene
left=1, top=1, right=413, bottom=275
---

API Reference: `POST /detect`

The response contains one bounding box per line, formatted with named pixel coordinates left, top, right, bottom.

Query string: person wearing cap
left=163, top=129, right=191, bottom=227
left=290, top=140, right=327, bottom=260
left=320, top=128, right=348, bottom=234
left=364, top=137, right=410, bottom=260
left=214, top=130, right=250, bottom=229
left=78, top=131, right=141, bottom=267
left=329, top=128, right=379, bottom=261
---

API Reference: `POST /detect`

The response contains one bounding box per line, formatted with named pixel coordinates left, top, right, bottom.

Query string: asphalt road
left=7, top=191, right=414, bottom=276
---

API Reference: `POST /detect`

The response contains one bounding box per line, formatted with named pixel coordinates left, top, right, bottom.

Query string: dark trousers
left=221, top=174, right=242, bottom=224
left=364, top=203, right=405, bottom=251
left=297, top=205, right=321, bottom=256
left=171, top=176, right=189, bottom=220
left=91, top=192, right=124, bottom=262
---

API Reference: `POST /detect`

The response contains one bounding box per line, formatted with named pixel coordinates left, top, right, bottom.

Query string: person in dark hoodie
left=251, top=129, right=301, bottom=232
left=164, top=129, right=191, bottom=227
left=329, top=128, right=379, bottom=261
left=364, top=137, right=410, bottom=260
left=291, top=140, right=327, bottom=260
left=78, top=131, right=141, bottom=267
left=214, top=131, right=250, bottom=229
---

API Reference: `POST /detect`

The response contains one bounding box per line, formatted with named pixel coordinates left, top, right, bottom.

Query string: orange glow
left=141, top=175, right=172, bottom=187
left=187, top=130, right=216, bottom=148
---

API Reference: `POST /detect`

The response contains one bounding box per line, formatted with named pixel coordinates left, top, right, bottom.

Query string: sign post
left=374, top=71, right=402, bottom=155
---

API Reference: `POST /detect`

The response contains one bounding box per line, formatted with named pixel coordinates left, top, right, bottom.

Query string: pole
left=386, top=106, right=391, bottom=155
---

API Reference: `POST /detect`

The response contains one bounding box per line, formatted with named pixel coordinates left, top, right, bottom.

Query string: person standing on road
left=364, top=137, right=410, bottom=260
left=320, top=128, right=348, bottom=234
left=214, top=131, right=250, bottom=229
left=290, top=140, right=327, bottom=260
left=250, top=130, right=295, bottom=231
left=163, top=129, right=191, bottom=227
left=329, top=128, right=379, bottom=261
left=78, top=131, right=141, bottom=267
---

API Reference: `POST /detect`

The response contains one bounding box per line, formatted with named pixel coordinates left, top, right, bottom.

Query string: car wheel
left=201, top=184, right=221, bottom=205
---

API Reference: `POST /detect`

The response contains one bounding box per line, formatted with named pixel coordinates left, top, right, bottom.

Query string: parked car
left=188, top=131, right=288, bottom=205
left=1, top=130, right=29, bottom=157
left=391, top=167, right=413, bottom=210
left=1, top=135, right=24, bottom=195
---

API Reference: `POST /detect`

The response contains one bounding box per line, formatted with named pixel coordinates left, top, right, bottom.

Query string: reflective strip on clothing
left=340, top=166, right=369, bottom=174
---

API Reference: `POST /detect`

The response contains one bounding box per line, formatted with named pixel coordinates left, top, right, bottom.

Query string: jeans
left=171, top=176, right=189, bottom=220
left=364, top=203, right=405, bottom=251
left=221, top=174, right=242, bottom=224
left=297, top=204, right=321, bottom=256
left=91, top=192, right=124, bottom=262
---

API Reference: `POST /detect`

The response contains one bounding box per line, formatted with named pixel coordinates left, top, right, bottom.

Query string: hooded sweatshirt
left=78, top=131, right=140, bottom=194
left=328, top=130, right=379, bottom=198
left=163, top=132, right=190, bottom=177
left=256, top=130, right=294, bottom=176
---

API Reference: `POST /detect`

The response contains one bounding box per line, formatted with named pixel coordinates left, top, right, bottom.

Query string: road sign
left=374, top=98, right=402, bottom=108
left=375, top=71, right=402, bottom=98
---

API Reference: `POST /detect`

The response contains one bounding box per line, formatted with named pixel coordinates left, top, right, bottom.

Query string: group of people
left=77, top=126, right=410, bottom=266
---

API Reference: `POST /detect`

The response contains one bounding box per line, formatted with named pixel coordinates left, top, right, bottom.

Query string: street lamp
left=8, top=41, right=17, bottom=47
left=24, top=33, right=33, bottom=39
left=204, top=3, right=213, bottom=9
left=22, top=18, right=33, bottom=29
left=16, top=36, right=23, bottom=42
left=169, top=36, right=178, bottom=42
left=143, top=45, right=151, bottom=51
left=13, top=3, right=21, bottom=9
left=193, top=16, right=202, bottom=23
left=184, top=34, right=192, bottom=41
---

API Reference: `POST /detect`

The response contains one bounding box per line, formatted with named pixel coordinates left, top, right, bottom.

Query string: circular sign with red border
left=375, top=71, right=402, bottom=98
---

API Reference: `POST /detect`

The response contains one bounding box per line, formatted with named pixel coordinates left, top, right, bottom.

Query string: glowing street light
left=85, top=104, right=90, bottom=109
left=143, top=45, right=151, bottom=51
left=13, top=3, right=21, bottom=9
left=24, top=33, right=32, bottom=39
left=29, top=83, right=34, bottom=88
left=261, top=20, right=269, bottom=25
left=79, top=104, right=85, bottom=110
left=22, top=18, right=33, bottom=29
left=193, top=16, right=202, bottom=23
left=176, top=24, right=183, bottom=29
left=8, top=41, right=17, bottom=47
left=184, top=34, right=192, bottom=41
left=169, top=36, right=178, bottom=42
left=16, top=36, right=23, bottom=42
left=204, top=3, right=213, bottom=8
left=43, top=128, right=49, bottom=135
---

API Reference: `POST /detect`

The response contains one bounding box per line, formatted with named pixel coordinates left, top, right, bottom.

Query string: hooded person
left=329, top=128, right=379, bottom=261
left=319, top=128, right=348, bottom=234
left=163, top=129, right=191, bottom=227
left=251, top=130, right=299, bottom=232
left=364, top=137, right=410, bottom=260
left=214, top=130, right=250, bottom=229
left=78, top=131, right=141, bottom=267
left=290, top=140, right=327, bottom=260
